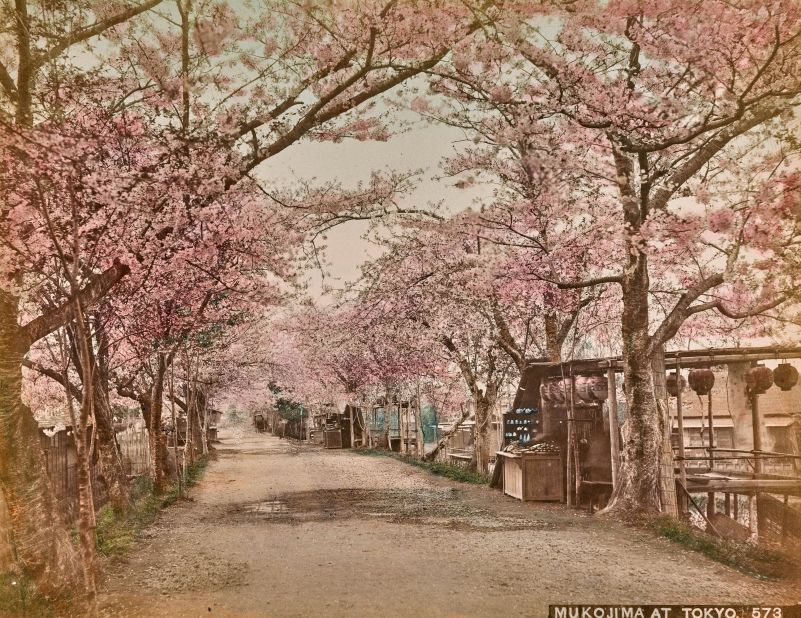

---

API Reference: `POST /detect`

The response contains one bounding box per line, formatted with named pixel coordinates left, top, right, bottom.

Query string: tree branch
left=22, top=358, right=83, bottom=400
left=491, top=299, right=525, bottom=372
left=649, top=104, right=784, bottom=212
left=21, top=259, right=130, bottom=347
left=0, top=60, right=17, bottom=102
left=648, top=272, right=726, bottom=353
left=688, top=292, right=795, bottom=321
left=554, top=274, right=623, bottom=289
left=32, top=0, right=165, bottom=70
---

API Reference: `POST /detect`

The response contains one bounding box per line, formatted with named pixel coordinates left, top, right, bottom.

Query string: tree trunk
left=90, top=318, right=130, bottom=511
left=603, top=250, right=663, bottom=517
left=381, top=392, right=391, bottom=450
left=91, top=387, right=130, bottom=511
left=0, top=295, right=82, bottom=596
left=651, top=348, right=678, bottom=518
left=64, top=382, right=97, bottom=609
left=544, top=312, right=562, bottom=362
left=425, top=404, right=470, bottom=461
left=148, top=355, right=168, bottom=492
left=67, top=305, right=102, bottom=608
left=190, top=394, right=203, bottom=461
left=415, top=392, right=425, bottom=459
left=184, top=386, right=194, bottom=469
left=73, top=431, right=97, bottom=609
left=472, top=392, right=497, bottom=475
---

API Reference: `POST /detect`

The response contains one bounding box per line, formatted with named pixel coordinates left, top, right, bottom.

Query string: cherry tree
left=428, top=0, right=801, bottom=515
left=0, top=1, right=168, bottom=592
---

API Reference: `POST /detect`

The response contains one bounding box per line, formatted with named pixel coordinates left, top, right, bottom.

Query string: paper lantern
left=773, top=363, right=798, bottom=392
left=745, top=365, right=773, bottom=394
left=575, top=376, right=596, bottom=402
left=549, top=379, right=566, bottom=403
left=539, top=383, right=551, bottom=403
left=582, top=375, right=608, bottom=401
left=666, top=373, right=687, bottom=397
left=688, top=368, right=715, bottom=395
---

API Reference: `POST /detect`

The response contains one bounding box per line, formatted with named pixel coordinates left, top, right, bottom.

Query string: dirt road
left=98, top=430, right=799, bottom=617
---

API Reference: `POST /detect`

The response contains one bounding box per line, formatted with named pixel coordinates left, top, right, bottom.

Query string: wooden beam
left=685, top=479, right=801, bottom=496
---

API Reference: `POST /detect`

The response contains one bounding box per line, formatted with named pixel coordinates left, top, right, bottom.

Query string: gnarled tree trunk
left=91, top=389, right=130, bottom=511
left=0, top=295, right=81, bottom=595
left=472, top=387, right=498, bottom=475
left=602, top=235, right=663, bottom=517
left=90, top=316, right=130, bottom=511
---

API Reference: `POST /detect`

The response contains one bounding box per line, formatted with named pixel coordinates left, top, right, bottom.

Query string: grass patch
left=0, top=570, right=55, bottom=617
left=651, top=516, right=797, bottom=580
left=96, top=456, right=209, bottom=557
left=355, top=449, right=488, bottom=484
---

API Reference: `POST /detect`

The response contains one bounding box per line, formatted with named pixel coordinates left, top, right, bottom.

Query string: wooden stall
left=498, top=363, right=611, bottom=507
left=323, top=412, right=351, bottom=449
left=501, top=346, right=801, bottom=542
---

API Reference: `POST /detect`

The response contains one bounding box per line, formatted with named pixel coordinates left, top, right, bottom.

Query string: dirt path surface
left=98, top=430, right=800, bottom=617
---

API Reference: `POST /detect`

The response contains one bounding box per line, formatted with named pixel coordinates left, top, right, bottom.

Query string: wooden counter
left=496, top=451, right=564, bottom=502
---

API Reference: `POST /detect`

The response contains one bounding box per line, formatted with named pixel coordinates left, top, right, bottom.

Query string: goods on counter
left=502, top=440, right=560, bottom=455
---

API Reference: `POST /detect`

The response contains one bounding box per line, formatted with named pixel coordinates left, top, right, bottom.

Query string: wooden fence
left=757, top=494, right=801, bottom=544
left=40, top=429, right=107, bottom=523
left=117, top=426, right=151, bottom=476
left=40, top=425, right=153, bottom=522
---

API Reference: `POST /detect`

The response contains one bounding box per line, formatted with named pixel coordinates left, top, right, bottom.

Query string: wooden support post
left=652, top=349, right=678, bottom=517
left=396, top=403, right=402, bottom=452
left=707, top=393, right=715, bottom=469
left=405, top=402, right=411, bottom=454
left=751, top=393, right=763, bottom=474
left=415, top=388, right=424, bottom=459
left=565, top=375, right=575, bottom=507
left=569, top=372, right=581, bottom=504
left=169, top=365, right=181, bottom=497
left=675, top=365, right=687, bottom=516
left=782, top=494, right=789, bottom=541
left=724, top=493, right=731, bottom=517
left=606, top=367, right=620, bottom=492
left=751, top=391, right=764, bottom=539
left=733, top=493, right=739, bottom=521
left=706, top=393, right=718, bottom=515
left=349, top=405, right=356, bottom=449
left=748, top=494, right=758, bottom=540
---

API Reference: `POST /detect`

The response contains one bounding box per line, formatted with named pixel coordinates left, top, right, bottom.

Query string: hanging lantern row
left=667, top=363, right=798, bottom=397
left=539, top=375, right=608, bottom=404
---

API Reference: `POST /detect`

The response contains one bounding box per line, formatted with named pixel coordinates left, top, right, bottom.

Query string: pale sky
left=254, top=117, right=493, bottom=299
